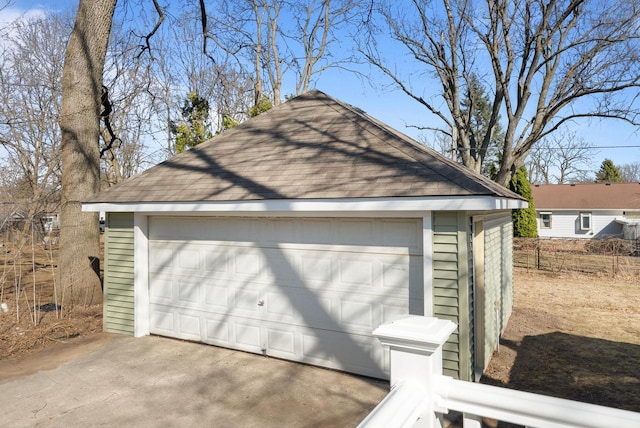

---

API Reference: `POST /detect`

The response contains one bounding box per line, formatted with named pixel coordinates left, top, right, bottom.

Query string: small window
left=540, top=212, right=552, bottom=229
left=580, top=212, right=592, bottom=231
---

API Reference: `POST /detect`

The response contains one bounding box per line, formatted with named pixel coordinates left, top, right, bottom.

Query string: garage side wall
left=104, top=212, right=135, bottom=335
left=432, top=211, right=472, bottom=381
left=483, top=212, right=514, bottom=365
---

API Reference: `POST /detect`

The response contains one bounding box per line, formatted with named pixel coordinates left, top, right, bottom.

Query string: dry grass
left=482, top=268, right=640, bottom=412
left=0, top=305, right=102, bottom=359
left=0, top=242, right=102, bottom=360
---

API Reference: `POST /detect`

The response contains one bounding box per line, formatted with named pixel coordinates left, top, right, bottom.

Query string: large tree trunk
left=59, top=0, right=116, bottom=306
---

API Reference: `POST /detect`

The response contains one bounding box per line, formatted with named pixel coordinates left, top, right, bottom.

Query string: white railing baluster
left=357, top=380, right=427, bottom=428
left=462, top=413, right=482, bottom=428
left=359, top=315, right=640, bottom=428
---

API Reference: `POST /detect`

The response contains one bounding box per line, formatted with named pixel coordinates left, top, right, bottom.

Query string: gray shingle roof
left=88, top=90, right=521, bottom=203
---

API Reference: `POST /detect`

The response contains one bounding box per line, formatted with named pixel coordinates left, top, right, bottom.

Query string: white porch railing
left=358, top=316, right=640, bottom=428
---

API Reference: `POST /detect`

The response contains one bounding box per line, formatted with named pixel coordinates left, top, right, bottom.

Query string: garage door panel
left=206, top=319, right=230, bottom=342
left=234, top=289, right=262, bottom=313
left=150, top=307, right=176, bottom=336
left=300, top=330, right=387, bottom=378
left=178, top=280, right=200, bottom=304
left=266, top=327, right=296, bottom=356
left=148, top=216, right=423, bottom=379
left=179, top=313, right=201, bottom=339
left=204, top=249, right=230, bottom=273
left=235, top=322, right=262, bottom=349
left=382, top=260, right=413, bottom=289
left=260, top=248, right=300, bottom=282
left=233, top=252, right=261, bottom=276
left=265, top=291, right=295, bottom=319
left=205, top=285, right=230, bottom=309
left=338, top=258, right=374, bottom=287
left=177, top=248, right=201, bottom=271
left=150, top=279, right=173, bottom=303
left=300, top=255, right=333, bottom=285
left=383, top=300, right=419, bottom=323
left=149, top=246, right=174, bottom=272
left=339, top=300, right=374, bottom=330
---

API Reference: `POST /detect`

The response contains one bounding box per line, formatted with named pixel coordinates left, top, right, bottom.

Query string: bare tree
left=59, top=0, right=117, bottom=306
left=293, top=0, right=360, bottom=94
left=100, top=21, right=160, bottom=187
left=526, top=132, right=595, bottom=184
left=205, top=0, right=359, bottom=106
left=167, top=12, right=255, bottom=131
left=362, top=0, right=640, bottom=186
left=0, top=12, right=70, bottom=244
left=619, top=161, right=640, bottom=183
left=202, top=0, right=286, bottom=106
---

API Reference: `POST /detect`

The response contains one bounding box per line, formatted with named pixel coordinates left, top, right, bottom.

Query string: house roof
left=532, top=183, right=640, bottom=210
left=87, top=90, right=522, bottom=204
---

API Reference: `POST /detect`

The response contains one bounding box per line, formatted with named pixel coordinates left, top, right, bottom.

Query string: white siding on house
left=537, top=210, right=623, bottom=239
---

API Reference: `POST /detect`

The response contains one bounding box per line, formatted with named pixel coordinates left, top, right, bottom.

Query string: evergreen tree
left=171, top=92, right=213, bottom=153
left=509, top=166, right=538, bottom=237
left=595, top=158, right=623, bottom=183
left=249, top=95, right=273, bottom=118
left=220, top=95, right=273, bottom=132
left=460, top=74, right=504, bottom=179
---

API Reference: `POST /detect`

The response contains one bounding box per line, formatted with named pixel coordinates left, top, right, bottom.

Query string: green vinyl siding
left=482, top=212, right=514, bottom=364
left=432, top=212, right=472, bottom=381
left=104, top=212, right=135, bottom=335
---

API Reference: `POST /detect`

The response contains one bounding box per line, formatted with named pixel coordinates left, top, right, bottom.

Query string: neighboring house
left=0, top=205, right=59, bottom=235
left=532, top=183, right=640, bottom=239
left=42, top=213, right=60, bottom=233
left=83, top=90, right=525, bottom=382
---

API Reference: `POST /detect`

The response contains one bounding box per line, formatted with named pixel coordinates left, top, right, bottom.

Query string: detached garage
left=84, top=90, right=524, bottom=380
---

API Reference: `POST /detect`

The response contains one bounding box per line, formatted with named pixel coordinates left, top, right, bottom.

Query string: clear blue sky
left=4, top=0, right=640, bottom=176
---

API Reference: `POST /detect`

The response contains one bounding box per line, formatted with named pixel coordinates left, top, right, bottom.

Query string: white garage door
left=148, top=217, right=423, bottom=378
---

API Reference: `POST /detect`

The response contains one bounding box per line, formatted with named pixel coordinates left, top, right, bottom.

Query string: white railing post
left=373, top=316, right=457, bottom=428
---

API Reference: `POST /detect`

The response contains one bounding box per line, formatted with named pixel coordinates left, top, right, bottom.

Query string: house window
left=580, top=212, right=592, bottom=231
left=540, top=212, right=552, bottom=229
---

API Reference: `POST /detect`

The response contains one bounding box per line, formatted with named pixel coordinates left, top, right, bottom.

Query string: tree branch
left=135, top=0, right=165, bottom=59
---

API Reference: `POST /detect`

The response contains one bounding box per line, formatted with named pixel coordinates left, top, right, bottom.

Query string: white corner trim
left=83, top=196, right=526, bottom=214
left=422, top=213, right=433, bottom=317
left=133, top=214, right=150, bottom=337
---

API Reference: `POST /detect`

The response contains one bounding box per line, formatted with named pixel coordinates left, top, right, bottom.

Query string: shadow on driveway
left=0, top=333, right=388, bottom=427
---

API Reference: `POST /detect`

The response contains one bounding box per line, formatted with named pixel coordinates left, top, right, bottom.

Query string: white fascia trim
left=83, top=196, right=526, bottom=215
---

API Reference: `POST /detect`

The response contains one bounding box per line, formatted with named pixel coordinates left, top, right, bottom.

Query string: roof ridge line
left=317, top=91, right=516, bottom=198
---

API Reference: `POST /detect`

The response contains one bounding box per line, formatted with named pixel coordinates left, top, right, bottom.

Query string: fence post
left=373, top=316, right=457, bottom=428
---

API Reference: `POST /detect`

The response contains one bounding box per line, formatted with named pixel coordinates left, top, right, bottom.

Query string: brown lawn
left=482, top=268, right=640, bottom=413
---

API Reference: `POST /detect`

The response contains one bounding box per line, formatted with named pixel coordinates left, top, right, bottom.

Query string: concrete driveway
left=0, top=333, right=388, bottom=427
